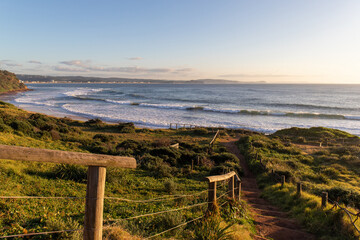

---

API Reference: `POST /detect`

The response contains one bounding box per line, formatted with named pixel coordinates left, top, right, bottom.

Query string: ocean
left=4, top=83, right=360, bottom=135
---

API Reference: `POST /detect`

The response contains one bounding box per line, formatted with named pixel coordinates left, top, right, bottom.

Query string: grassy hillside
left=0, top=70, right=28, bottom=93
left=0, top=101, right=253, bottom=239
left=238, top=127, right=360, bottom=239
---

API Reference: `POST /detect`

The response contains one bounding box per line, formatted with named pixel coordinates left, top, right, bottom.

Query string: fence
left=0, top=145, right=242, bottom=239
left=0, top=144, right=136, bottom=240
left=254, top=149, right=360, bottom=235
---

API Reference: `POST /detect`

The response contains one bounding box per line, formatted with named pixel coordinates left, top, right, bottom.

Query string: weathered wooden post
left=208, top=181, right=217, bottom=211
left=235, top=178, right=241, bottom=201
left=281, top=175, right=286, bottom=187
left=322, top=192, right=328, bottom=208
left=169, top=123, right=172, bottom=129
left=297, top=182, right=302, bottom=196
left=176, top=124, right=178, bottom=130
left=228, top=176, right=235, bottom=200
left=0, top=145, right=137, bottom=240
left=84, top=166, right=106, bottom=240
left=206, top=171, right=237, bottom=212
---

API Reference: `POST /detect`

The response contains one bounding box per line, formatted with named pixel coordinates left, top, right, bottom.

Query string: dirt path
left=219, top=136, right=316, bottom=240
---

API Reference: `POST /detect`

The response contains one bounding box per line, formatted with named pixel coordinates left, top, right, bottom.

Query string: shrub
left=141, top=154, right=173, bottom=178
left=117, top=122, right=135, bottom=133
left=103, top=225, right=140, bottom=240
left=53, top=164, right=87, bottom=182
left=193, top=128, right=209, bottom=135
left=193, top=217, right=233, bottom=240
left=0, top=123, right=12, bottom=133
left=45, top=217, right=82, bottom=240
left=93, top=133, right=114, bottom=142
left=149, top=147, right=181, bottom=166
left=210, top=153, right=238, bottom=165
left=164, top=179, right=177, bottom=194
left=10, top=120, right=33, bottom=135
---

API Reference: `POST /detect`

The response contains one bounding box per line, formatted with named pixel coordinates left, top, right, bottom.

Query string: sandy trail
left=219, top=136, right=316, bottom=240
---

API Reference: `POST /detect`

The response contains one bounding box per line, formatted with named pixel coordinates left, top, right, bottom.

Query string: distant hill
left=0, top=70, right=28, bottom=93
left=17, top=74, right=266, bottom=84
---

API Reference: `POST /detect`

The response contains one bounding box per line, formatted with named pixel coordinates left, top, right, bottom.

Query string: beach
left=2, top=83, right=360, bottom=135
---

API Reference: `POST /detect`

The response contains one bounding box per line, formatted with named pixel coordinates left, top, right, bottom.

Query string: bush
left=149, top=147, right=181, bottom=166
left=210, top=153, right=238, bottom=165
left=45, top=217, right=82, bottom=240
left=117, top=122, right=135, bottom=133
left=10, top=120, right=33, bottom=135
left=53, top=164, right=87, bottom=182
left=193, top=217, right=233, bottom=240
left=141, top=154, right=173, bottom=178
left=164, top=179, right=177, bottom=194
left=210, top=161, right=243, bottom=176
left=0, top=123, right=12, bottom=133
left=193, top=128, right=209, bottom=135
left=93, top=133, right=114, bottom=142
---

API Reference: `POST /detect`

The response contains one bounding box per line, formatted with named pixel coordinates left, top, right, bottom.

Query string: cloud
left=56, top=60, right=189, bottom=74
left=127, top=57, right=143, bottom=61
left=54, top=66, right=89, bottom=72
left=0, top=60, right=22, bottom=67
left=59, top=60, right=90, bottom=67
left=28, top=60, right=42, bottom=64
left=218, top=74, right=299, bottom=78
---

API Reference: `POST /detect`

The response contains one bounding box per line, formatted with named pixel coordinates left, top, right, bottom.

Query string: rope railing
left=0, top=196, right=85, bottom=199
left=104, top=190, right=208, bottom=203
left=144, top=198, right=231, bottom=239
left=0, top=163, right=241, bottom=239
left=252, top=148, right=360, bottom=235
left=0, top=229, right=82, bottom=239
left=328, top=199, right=360, bottom=234
left=106, top=201, right=208, bottom=222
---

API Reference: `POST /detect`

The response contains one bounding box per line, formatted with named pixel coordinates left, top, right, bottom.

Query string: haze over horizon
left=1, top=0, right=360, bottom=84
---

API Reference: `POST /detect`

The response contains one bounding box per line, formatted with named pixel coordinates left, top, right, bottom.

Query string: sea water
left=6, top=83, right=360, bottom=135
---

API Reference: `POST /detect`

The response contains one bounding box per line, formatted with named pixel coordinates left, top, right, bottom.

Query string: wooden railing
left=0, top=145, right=136, bottom=240
left=205, top=171, right=241, bottom=211
left=209, top=129, right=220, bottom=147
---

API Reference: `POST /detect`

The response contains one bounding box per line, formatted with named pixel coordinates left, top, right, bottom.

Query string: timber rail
left=0, top=145, right=242, bottom=239
left=0, top=144, right=136, bottom=240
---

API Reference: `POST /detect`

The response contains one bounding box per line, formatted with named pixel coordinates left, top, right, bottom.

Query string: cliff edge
left=0, top=70, right=28, bottom=93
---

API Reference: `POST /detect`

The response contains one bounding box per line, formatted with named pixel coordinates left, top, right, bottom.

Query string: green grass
left=238, top=127, right=360, bottom=239
left=0, top=101, right=252, bottom=239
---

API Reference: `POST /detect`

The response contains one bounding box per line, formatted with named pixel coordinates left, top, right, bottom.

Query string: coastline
left=0, top=88, right=32, bottom=95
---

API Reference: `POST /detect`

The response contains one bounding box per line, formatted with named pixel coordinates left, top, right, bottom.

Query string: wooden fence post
left=228, top=176, right=235, bottom=200
left=176, top=124, right=178, bottom=130
left=235, top=178, right=241, bottom=201
left=281, top=175, right=286, bottom=187
left=84, top=166, right=107, bottom=240
left=322, top=192, right=328, bottom=208
left=169, top=123, right=172, bottom=129
left=208, top=182, right=217, bottom=212
left=297, top=182, right=302, bottom=196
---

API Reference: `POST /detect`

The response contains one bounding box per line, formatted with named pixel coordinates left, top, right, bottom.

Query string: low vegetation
left=238, top=127, right=360, bottom=239
left=0, top=101, right=252, bottom=239
left=0, top=70, right=28, bottom=93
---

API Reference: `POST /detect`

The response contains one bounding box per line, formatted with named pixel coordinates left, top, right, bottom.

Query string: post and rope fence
left=0, top=144, right=136, bottom=240
left=253, top=147, right=360, bottom=235
left=0, top=144, right=242, bottom=239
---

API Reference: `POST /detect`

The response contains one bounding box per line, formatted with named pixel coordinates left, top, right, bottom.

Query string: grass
left=238, top=127, right=360, bottom=239
left=0, top=101, right=253, bottom=239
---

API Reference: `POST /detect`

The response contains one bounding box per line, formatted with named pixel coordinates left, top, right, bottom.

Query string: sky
left=1, top=0, right=360, bottom=83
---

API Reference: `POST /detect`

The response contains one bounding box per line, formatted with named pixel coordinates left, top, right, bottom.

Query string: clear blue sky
left=1, top=0, right=360, bottom=83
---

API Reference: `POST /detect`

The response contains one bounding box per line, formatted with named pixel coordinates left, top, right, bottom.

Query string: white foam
left=64, top=88, right=103, bottom=97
